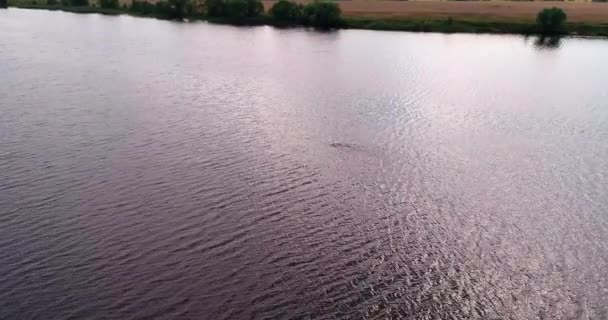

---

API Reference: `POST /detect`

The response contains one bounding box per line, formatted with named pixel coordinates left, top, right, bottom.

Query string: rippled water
left=2, top=8, right=608, bottom=320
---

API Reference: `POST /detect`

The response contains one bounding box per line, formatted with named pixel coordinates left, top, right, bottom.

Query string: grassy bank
left=344, top=17, right=536, bottom=34
left=344, top=16, right=608, bottom=36
left=7, top=1, right=608, bottom=37
left=10, top=3, right=123, bottom=14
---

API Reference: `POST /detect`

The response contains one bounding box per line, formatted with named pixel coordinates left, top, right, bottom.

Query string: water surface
left=2, top=8, right=608, bottom=320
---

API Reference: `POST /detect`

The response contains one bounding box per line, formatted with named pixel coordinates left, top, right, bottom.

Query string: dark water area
left=2, top=8, right=608, bottom=320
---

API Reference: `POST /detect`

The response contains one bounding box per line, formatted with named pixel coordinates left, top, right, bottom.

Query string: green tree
left=99, top=0, right=118, bottom=8
left=70, top=0, right=89, bottom=6
left=302, top=1, right=341, bottom=28
left=165, top=0, right=188, bottom=19
left=130, top=0, right=155, bottom=14
left=224, top=0, right=248, bottom=19
left=0, top=0, right=8, bottom=7
left=205, top=0, right=225, bottom=16
left=269, top=0, right=302, bottom=23
left=537, top=7, right=567, bottom=34
left=245, top=0, right=262, bottom=16
left=209, top=0, right=262, bottom=20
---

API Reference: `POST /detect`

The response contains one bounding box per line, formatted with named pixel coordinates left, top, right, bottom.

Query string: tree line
left=130, top=0, right=344, bottom=29
left=58, top=0, right=343, bottom=28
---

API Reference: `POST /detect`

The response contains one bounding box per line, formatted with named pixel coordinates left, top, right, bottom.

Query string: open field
left=263, top=1, right=608, bottom=23
left=7, top=0, right=608, bottom=35
left=10, top=0, right=608, bottom=23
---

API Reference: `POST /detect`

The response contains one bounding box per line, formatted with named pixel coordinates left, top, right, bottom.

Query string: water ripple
left=2, top=8, right=608, bottom=320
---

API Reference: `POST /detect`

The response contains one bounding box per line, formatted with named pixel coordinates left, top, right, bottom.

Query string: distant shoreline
left=7, top=2, right=608, bottom=37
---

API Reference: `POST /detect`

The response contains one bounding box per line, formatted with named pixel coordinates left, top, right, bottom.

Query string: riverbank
left=6, top=2, right=608, bottom=36
left=9, top=3, right=123, bottom=13
left=344, top=16, right=608, bottom=36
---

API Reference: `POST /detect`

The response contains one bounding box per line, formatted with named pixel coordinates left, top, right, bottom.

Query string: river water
left=2, top=8, right=608, bottom=320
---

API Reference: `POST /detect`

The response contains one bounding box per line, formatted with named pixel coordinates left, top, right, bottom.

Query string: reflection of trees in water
left=532, top=35, right=563, bottom=49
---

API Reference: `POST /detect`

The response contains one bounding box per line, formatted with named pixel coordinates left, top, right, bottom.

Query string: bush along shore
left=5, top=0, right=608, bottom=36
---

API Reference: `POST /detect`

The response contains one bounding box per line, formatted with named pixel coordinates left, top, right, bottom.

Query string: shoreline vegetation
left=5, top=0, right=608, bottom=36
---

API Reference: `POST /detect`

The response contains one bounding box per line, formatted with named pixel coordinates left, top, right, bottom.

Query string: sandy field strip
left=262, top=1, right=608, bottom=23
